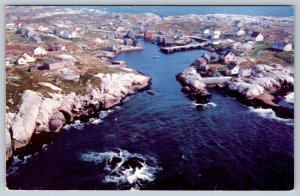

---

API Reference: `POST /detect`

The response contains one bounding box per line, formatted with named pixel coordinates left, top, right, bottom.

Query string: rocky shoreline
left=176, top=67, right=212, bottom=104
left=6, top=68, right=151, bottom=162
left=177, top=63, right=294, bottom=118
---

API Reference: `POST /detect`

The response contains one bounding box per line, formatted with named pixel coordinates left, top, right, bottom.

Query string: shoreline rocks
left=224, top=64, right=294, bottom=117
left=6, top=68, right=151, bottom=162
left=176, top=67, right=211, bottom=104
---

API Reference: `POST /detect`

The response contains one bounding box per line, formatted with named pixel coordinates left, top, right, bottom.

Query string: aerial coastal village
left=5, top=6, right=294, bottom=165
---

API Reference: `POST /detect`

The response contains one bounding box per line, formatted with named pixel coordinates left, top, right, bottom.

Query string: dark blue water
left=80, top=6, right=294, bottom=17
left=6, top=43, right=293, bottom=190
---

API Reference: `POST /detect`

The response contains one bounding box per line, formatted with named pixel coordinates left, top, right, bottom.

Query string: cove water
left=6, top=42, right=293, bottom=190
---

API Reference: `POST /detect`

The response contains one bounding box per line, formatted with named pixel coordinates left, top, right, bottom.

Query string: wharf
left=160, top=43, right=205, bottom=53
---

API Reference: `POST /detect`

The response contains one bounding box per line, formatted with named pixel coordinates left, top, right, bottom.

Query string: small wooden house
left=226, top=63, right=240, bottom=75
left=250, top=32, right=264, bottom=42
left=50, top=44, right=66, bottom=51
left=30, top=36, right=42, bottom=43
left=34, top=46, right=47, bottom=56
left=162, top=36, right=174, bottom=46
left=238, top=67, right=252, bottom=77
left=235, top=29, right=246, bottom=36
left=271, top=41, right=293, bottom=52
left=202, top=53, right=211, bottom=63
left=223, top=51, right=237, bottom=64
left=124, top=38, right=133, bottom=46
left=144, top=31, right=153, bottom=40
left=43, top=60, right=66, bottom=70
left=28, top=65, right=38, bottom=72
left=104, top=46, right=117, bottom=52
left=22, top=52, right=36, bottom=63
left=16, top=57, right=27, bottom=65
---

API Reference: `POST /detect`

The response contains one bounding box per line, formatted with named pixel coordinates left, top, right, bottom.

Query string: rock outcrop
left=11, top=90, right=43, bottom=149
left=176, top=67, right=211, bottom=103
left=225, top=64, right=294, bottom=100
left=5, top=68, right=151, bottom=161
left=225, top=63, right=294, bottom=114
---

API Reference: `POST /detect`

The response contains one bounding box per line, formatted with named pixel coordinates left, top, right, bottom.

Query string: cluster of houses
left=190, top=50, right=252, bottom=78
left=53, top=28, right=78, bottom=39
left=16, top=27, right=42, bottom=43
left=7, top=43, right=76, bottom=73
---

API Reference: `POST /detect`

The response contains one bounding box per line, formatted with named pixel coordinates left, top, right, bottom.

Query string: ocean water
left=6, top=42, right=294, bottom=190
left=80, top=6, right=294, bottom=17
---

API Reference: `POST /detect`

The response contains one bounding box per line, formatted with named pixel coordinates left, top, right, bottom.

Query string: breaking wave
left=6, top=155, right=33, bottom=176
left=203, top=102, right=217, bottom=108
left=80, top=149, right=162, bottom=190
left=64, top=120, right=85, bottom=130
left=64, top=107, right=121, bottom=128
left=193, top=102, right=217, bottom=108
left=248, top=107, right=294, bottom=126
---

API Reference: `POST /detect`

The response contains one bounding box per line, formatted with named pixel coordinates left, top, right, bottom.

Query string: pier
left=160, top=43, right=205, bottom=53
left=199, top=76, right=232, bottom=85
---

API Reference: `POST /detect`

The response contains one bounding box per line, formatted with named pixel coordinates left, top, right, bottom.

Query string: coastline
left=6, top=66, right=151, bottom=163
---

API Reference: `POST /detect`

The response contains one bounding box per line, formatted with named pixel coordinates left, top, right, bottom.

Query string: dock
left=199, top=76, right=232, bottom=85
left=160, top=43, right=205, bottom=53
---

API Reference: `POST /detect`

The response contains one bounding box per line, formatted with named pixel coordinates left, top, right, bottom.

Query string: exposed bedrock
left=176, top=67, right=211, bottom=103
left=6, top=69, right=151, bottom=161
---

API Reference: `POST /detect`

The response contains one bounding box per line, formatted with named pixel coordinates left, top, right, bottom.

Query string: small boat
left=152, top=55, right=159, bottom=59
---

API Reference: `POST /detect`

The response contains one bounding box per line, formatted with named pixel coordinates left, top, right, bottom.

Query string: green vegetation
left=40, top=35, right=57, bottom=43
left=6, top=65, right=128, bottom=112
left=6, top=68, right=55, bottom=112
left=251, top=43, right=270, bottom=58
left=274, top=52, right=294, bottom=65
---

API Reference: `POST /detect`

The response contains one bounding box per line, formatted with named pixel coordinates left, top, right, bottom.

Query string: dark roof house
left=202, top=53, right=211, bottom=63
left=30, top=36, right=41, bottom=43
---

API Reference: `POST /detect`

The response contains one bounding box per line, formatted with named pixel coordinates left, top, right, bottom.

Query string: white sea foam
left=193, top=102, right=217, bottom=108
left=203, top=102, right=217, bottom=108
left=80, top=149, right=162, bottom=189
left=64, top=120, right=85, bottom=130
left=7, top=155, right=33, bottom=176
left=248, top=107, right=294, bottom=126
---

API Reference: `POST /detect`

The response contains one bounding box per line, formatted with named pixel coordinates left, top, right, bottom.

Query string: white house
left=223, top=51, right=237, bottom=64
left=116, top=26, right=125, bottom=32
left=16, top=57, right=27, bottom=65
left=226, top=63, right=240, bottom=75
left=212, top=30, right=221, bottom=39
left=250, top=32, right=264, bottom=42
left=212, top=40, right=221, bottom=45
left=203, top=28, right=210, bottom=34
left=34, top=46, right=48, bottom=56
left=272, top=41, right=293, bottom=52
left=238, top=67, right=252, bottom=77
left=235, top=29, right=246, bottom=36
left=60, top=31, right=77, bottom=39
left=37, top=25, right=49, bottom=32
left=22, top=52, right=36, bottom=63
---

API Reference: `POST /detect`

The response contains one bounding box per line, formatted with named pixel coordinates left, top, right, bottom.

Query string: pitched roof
left=197, top=57, right=207, bottom=65
left=251, top=32, right=260, bottom=38
left=22, top=52, right=33, bottom=57
left=227, top=63, right=238, bottom=70
left=272, top=41, right=290, bottom=48
left=202, top=53, right=211, bottom=62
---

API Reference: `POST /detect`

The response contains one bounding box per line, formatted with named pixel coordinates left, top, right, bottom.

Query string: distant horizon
left=72, top=6, right=294, bottom=17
